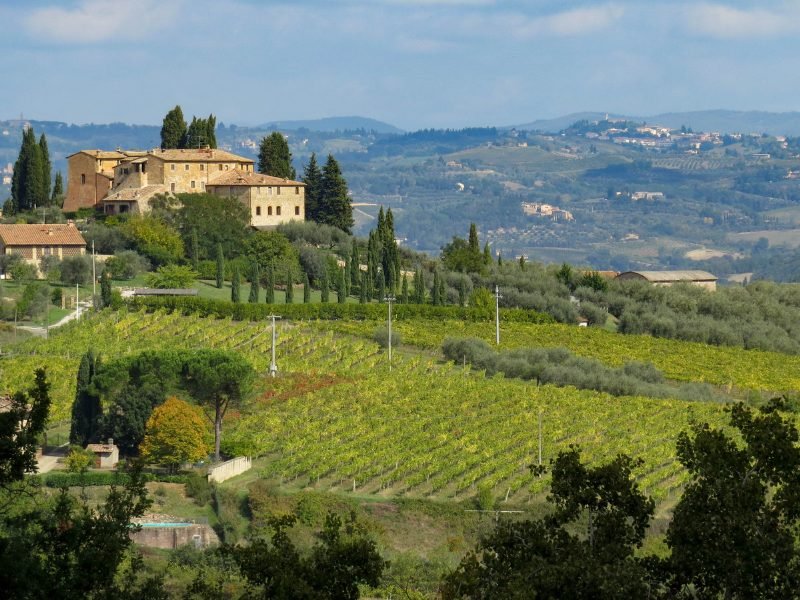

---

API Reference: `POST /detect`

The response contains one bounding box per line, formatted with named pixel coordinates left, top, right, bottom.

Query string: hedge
left=37, top=471, right=189, bottom=488
left=127, top=296, right=555, bottom=324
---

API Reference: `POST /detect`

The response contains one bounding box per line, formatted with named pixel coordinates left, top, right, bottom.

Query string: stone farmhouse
left=0, top=223, right=86, bottom=273
left=65, top=148, right=305, bottom=229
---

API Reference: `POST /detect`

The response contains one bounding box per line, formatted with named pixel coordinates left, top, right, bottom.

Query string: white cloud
left=686, top=3, right=800, bottom=39
left=25, top=0, right=182, bottom=44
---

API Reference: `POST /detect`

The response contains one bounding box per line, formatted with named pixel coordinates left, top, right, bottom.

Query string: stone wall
left=131, top=524, right=219, bottom=550
left=208, top=456, right=252, bottom=484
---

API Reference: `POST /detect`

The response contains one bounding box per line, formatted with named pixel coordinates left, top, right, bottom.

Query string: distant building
left=631, top=191, right=664, bottom=201
left=86, top=441, right=119, bottom=468
left=616, top=270, right=717, bottom=291
left=521, top=202, right=574, bottom=222
left=205, top=171, right=305, bottom=229
left=0, top=223, right=86, bottom=273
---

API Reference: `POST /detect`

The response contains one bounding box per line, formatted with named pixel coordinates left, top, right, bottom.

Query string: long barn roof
left=618, top=270, right=717, bottom=282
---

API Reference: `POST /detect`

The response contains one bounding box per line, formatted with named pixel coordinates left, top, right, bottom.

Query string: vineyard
left=0, top=309, right=744, bottom=506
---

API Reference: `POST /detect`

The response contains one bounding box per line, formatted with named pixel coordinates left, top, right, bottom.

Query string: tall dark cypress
left=285, top=269, right=294, bottom=304
left=191, top=229, right=200, bottom=272
left=69, top=349, right=101, bottom=446
left=319, top=154, right=353, bottom=233
left=248, top=261, right=260, bottom=303
left=231, top=267, right=241, bottom=303
left=51, top=171, right=64, bottom=207
left=359, top=273, right=368, bottom=304
left=321, top=269, right=329, bottom=303
left=337, top=269, right=347, bottom=304
left=100, top=271, right=113, bottom=308
left=215, top=243, right=224, bottom=289
left=432, top=271, right=441, bottom=306
left=303, top=272, right=311, bottom=303
left=350, top=244, right=360, bottom=287
left=458, top=278, right=467, bottom=307
left=258, top=132, right=295, bottom=179
left=161, top=105, right=187, bottom=149
left=401, top=276, right=409, bottom=304
left=39, top=134, right=51, bottom=204
left=265, top=265, right=275, bottom=304
left=302, top=153, right=322, bottom=222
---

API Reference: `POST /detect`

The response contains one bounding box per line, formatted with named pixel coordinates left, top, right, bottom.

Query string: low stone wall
left=208, top=456, right=252, bottom=483
left=131, top=524, right=219, bottom=550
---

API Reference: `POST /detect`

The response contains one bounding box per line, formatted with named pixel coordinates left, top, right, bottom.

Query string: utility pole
left=91, top=240, right=96, bottom=305
left=267, top=315, right=281, bottom=377
left=384, top=294, right=396, bottom=370
left=495, top=285, right=502, bottom=345
left=538, top=409, right=543, bottom=466
left=75, top=283, right=79, bottom=320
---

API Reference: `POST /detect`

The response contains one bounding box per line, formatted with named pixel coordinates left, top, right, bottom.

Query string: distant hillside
left=258, top=116, right=403, bottom=134
left=515, top=109, right=800, bottom=136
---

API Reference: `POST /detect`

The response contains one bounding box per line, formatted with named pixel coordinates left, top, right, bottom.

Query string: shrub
left=475, top=484, right=495, bottom=511
left=60, top=255, right=92, bottom=286
left=145, top=264, right=197, bottom=289
left=373, top=325, right=402, bottom=349
left=185, top=471, right=214, bottom=506
left=104, top=250, right=150, bottom=280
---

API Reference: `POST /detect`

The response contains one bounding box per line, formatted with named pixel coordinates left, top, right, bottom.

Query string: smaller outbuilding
left=0, top=223, right=86, bottom=273
left=616, top=270, right=718, bottom=291
left=86, top=440, right=120, bottom=469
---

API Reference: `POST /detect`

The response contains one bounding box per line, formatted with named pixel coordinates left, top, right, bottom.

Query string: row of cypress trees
left=160, top=105, right=217, bottom=149
left=9, top=126, right=63, bottom=213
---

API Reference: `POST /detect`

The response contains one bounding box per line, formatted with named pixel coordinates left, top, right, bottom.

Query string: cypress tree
left=497, top=252, right=503, bottom=266
left=337, top=269, right=347, bottom=304
left=303, top=272, right=311, bottom=303
left=319, top=154, right=353, bottom=233
left=432, top=270, right=441, bottom=306
left=258, top=132, right=295, bottom=179
left=286, top=269, right=294, bottom=303
left=69, top=349, right=101, bottom=446
left=161, top=105, right=187, bottom=149
left=321, top=269, right=329, bottom=303
left=248, top=261, right=260, bottom=303
left=483, top=242, right=492, bottom=265
left=39, top=134, right=51, bottom=203
left=302, top=153, right=322, bottom=222
left=205, top=114, right=217, bottom=148
left=359, top=273, right=368, bottom=304
left=51, top=171, right=64, bottom=207
left=100, top=271, right=112, bottom=308
left=459, top=277, right=468, bottom=307
left=12, top=127, right=45, bottom=212
left=438, top=275, right=447, bottom=305
left=215, top=243, right=224, bottom=289
left=350, top=244, right=360, bottom=287
left=265, top=265, right=275, bottom=303
left=400, top=276, right=409, bottom=304
left=377, top=272, right=386, bottom=303
left=519, top=255, right=526, bottom=270
left=343, top=261, right=351, bottom=297
left=468, top=223, right=480, bottom=255
left=231, top=267, right=241, bottom=303
left=191, top=228, right=200, bottom=272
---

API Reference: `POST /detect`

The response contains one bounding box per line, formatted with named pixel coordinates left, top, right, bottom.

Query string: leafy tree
left=318, top=154, right=353, bottom=233
left=16, top=281, right=50, bottom=319
left=51, top=171, right=64, bottom=207
left=0, top=368, right=50, bottom=488
left=248, top=261, right=260, bottom=303
left=302, top=153, right=322, bottom=222
left=119, top=216, right=184, bottom=266
left=140, top=397, right=211, bottom=472
left=69, top=349, right=101, bottom=447
left=104, top=250, right=149, bottom=280
left=181, top=350, right=254, bottom=462
left=60, top=255, right=92, bottom=286
left=64, top=444, right=94, bottom=473
left=40, top=255, right=61, bottom=283
left=215, top=243, right=224, bottom=289
left=442, top=447, right=655, bottom=599
left=661, top=399, right=800, bottom=598
left=285, top=268, right=294, bottom=304
left=578, top=270, right=609, bottom=292
left=244, top=231, right=302, bottom=283
left=258, top=132, right=296, bottom=179
left=160, top=105, right=187, bottom=149
left=223, top=512, right=385, bottom=599
left=231, top=267, right=241, bottom=303
left=145, top=264, right=197, bottom=289
left=165, top=192, right=250, bottom=260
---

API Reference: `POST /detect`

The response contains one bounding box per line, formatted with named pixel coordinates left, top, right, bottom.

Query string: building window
left=277, top=187, right=281, bottom=195
left=81, top=174, right=86, bottom=185
left=224, top=164, right=229, bottom=170
left=171, top=164, right=176, bottom=171
left=185, top=164, right=189, bottom=171
left=201, top=182, right=205, bottom=190
left=191, top=181, right=196, bottom=189
left=200, top=164, right=205, bottom=171
left=267, top=206, right=272, bottom=216
left=276, top=206, right=281, bottom=216
left=218, top=164, right=223, bottom=171
left=171, top=183, right=176, bottom=193
left=295, top=206, right=300, bottom=216
left=267, top=187, right=272, bottom=195
left=295, top=186, right=300, bottom=194
left=256, top=206, right=261, bottom=216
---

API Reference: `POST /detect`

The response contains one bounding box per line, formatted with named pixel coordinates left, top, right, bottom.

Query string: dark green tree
left=231, top=267, right=241, bottom=303
left=11, top=127, right=46, bottom=212
left=483, top=242, right=491, bottom=265
left=285, top=269, right=294, bottom=304
left=39, top=133, right=51, bottom=203
left=265, top=265, right=275, bottom=304
left=359, top=274, right=368, bottom=304
left=318, top=154, right=353, bottom=233
left=320, top=269, right=329, bottom=303
left=302, top=153, right=322, bottom=222
left=215, top=243, right=224, bottom=289
left=442, top=448, right=655, bottom=599
left=69, top=350, right=101, bottom=447
left=100, top=271, right=113, bottom=308
left=438, top=274, right=447, bottom=306
left=350, top=244, right=360, bottom=287
left=468, top=223, right=480, bottom=255
left=337, top=269, right=347, bottom=304
left=182, top=350, right=254, bottom=462
left=432, top=270, right=441, bottom=306
left=258, top=132, right=296, bottom=179
left=303, top=272, right=310, bottom=303
left=458, top=277, right=467, bottom=307
left=160, top=105, right=187, bottom=150
left=519, top=255, right=526, bottom=270
left=190, top=228, right=200, bottom=271
left=51, top=171, right=64, bottom=207
left=248, top=261, right=260, bottom=303
left=661, top=399, right=800, bottom=599
left=400, top=276, right=409, bottom=304
left=377, top=272, right=386, bottom=303
left=185, top=114, right=217, bottom=148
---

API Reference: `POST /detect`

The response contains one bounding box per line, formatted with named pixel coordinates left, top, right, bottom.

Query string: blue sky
left=1, top=0, right=799, bottom=130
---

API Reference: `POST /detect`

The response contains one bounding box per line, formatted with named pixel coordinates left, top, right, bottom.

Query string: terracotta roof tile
left=0, top=224, right=86, bottom=247
left=148, top=148, right=254, bottom=164
left=207, top=171, right=305, bottom=187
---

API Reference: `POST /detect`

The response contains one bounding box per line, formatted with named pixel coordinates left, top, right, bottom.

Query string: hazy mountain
left=258, top=116, right=403, bottom=134
left=515, top=110, right=800, bottom=136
